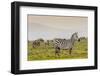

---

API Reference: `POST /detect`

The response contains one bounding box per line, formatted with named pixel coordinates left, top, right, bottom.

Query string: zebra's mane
left=71, top=32, right=78, bottom=38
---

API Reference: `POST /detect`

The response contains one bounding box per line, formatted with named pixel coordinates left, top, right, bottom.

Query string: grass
left=28, top=38, right=88, bottom=61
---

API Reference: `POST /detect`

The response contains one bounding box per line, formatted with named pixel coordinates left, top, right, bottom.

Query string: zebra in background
left=53, top=32, right=80, bottom=56
left=32, top=38, right=44, bottom=48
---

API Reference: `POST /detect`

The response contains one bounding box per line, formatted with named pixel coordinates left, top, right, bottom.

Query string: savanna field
left=28, top=38, right=88, bottom=61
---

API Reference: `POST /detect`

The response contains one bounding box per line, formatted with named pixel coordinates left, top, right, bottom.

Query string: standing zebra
left=53, top=32, right=80, bottom=56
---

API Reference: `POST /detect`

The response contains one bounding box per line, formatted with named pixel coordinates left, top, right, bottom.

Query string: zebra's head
left=72, top=32, right=80, bottom=42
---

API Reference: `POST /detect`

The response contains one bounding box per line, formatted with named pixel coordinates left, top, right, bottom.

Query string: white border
left=20, top=6, right=95, bottom=70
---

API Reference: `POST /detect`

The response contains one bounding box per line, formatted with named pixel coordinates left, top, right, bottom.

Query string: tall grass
left=28, top=38, right=88, bottom=61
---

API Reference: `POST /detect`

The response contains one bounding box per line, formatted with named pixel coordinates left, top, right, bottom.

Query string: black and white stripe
left=54, top=39, right=72, bottom=50
left=53, top=32, right=79, bottom=55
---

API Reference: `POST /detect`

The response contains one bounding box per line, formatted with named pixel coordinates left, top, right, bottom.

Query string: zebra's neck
left=71, top=36, right=76, bottom=45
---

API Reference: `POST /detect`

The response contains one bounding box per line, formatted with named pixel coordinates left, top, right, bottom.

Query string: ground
left=28, top=38, right=88, bottom=61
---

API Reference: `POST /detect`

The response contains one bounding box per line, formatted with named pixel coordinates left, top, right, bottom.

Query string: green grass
left=28, top=38, right=88, bottom=61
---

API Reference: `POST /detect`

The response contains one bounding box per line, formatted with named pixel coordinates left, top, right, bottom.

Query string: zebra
left=32, top=38, right=44, bottom=48
left=53, top=32, right=80, bottom=56
left=32, top=40, right=40, bottom=48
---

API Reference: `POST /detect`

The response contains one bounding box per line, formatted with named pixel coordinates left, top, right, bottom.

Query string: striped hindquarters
left=53, top=39, right=71, bottom=50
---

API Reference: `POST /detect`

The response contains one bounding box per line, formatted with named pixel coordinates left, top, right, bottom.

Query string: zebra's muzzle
left=78, top=39, right=80, bottom=42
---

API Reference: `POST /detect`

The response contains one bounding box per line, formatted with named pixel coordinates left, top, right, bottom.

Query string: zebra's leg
left=55, top=48, right=57, bottom=56
left=55, top=49, right=59, bottom=56
left=55, top=46, right=60, bottom=56
left=57, top=49, right=60, bottom=57
left=69, top=48, right=72, bottom=55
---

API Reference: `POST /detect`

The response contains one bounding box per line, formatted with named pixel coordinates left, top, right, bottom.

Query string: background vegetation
left=28, top=38, right=88, bottom=61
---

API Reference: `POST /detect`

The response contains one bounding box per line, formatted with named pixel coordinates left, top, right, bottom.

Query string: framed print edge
left=11, top=2, right=20, bottom=74
left=11, top=1, right=98, bottom=74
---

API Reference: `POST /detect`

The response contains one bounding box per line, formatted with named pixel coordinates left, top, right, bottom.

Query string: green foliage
left=28, top=38, right=88, bottom=61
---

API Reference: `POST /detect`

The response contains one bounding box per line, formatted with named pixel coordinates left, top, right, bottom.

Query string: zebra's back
left=53, top=39, right=72, bottom=50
